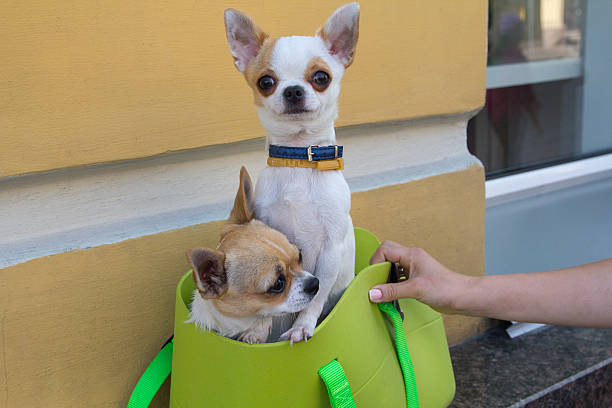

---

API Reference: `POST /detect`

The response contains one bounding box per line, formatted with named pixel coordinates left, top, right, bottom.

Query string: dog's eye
left=312, top=71, right=330, bottom=87
left=268, top=275, right=286, bottom=294
left=258, top=75, right=276, bottom=91
left=298, top=250, right=303, bottom=264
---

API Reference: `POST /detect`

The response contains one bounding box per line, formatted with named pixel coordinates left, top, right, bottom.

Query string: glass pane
left=468, top=0, right=587, bottom=176
left=488, top=0, right=583, bottom=66
left=468, top=79, right=582, bottom=174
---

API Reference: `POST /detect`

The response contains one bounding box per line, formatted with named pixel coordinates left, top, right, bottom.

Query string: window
left=468, top=0, right=611, bottom=178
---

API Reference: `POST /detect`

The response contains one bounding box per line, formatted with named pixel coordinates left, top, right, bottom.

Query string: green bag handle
left=318, top=303, right=419, bottom=408
left=127, top=338, right=173, bottom=408
left=127, top=302, right=418, bottom=408
left=318, top=359, right=357, bottom=408
left=378, top=302, right=420, bottom=408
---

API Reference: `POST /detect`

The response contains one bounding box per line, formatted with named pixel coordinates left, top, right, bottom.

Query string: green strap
left=127, top=339, right=173, bottom=408
left=378, top=302, right=419, bottom=408
left=318, top=303, right=418, bottom=408
left=318, top=359, right=357, bottom=408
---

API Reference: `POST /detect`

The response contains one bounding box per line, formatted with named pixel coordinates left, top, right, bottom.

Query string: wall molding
left=0, top=115, right=479, bottom=268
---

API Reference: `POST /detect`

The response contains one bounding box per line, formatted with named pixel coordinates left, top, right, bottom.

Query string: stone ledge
left=449, top=325, right=612, bottom=407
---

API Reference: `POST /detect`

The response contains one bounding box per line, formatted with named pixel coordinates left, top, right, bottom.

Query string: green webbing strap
left=318, top=303, right=418, bottom=408
left=378, top=302, right=419, bottom=408
left=127, top=339, right=173, bottom=408
left=318, top=359, right=357, bottom=408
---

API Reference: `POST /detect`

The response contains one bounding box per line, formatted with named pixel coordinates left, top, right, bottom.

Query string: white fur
left=255, top=35, right=357, bottom=343
left=187, top=292, right=265, bottom=340
left=255, top=168, right=355, bottom=342
left=255, top=36, right=346, bottom=148
left=225, top=3, right=359, bottom=343
left=258, top=36, right=345, bottom=125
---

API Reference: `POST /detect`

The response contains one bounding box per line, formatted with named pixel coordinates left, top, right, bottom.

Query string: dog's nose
left=283, top=85, right=305, bottom=104
left=304, top=277, right=319, bottom=296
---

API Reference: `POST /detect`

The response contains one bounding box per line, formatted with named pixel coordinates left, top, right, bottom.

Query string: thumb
left=368, top=281, right=418, bottom=303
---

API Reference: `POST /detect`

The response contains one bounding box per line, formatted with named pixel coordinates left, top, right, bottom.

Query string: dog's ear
left=224, top=9, right=268, bottom=72
left=228, top=166, right=255, bottom=225
left=317, top=2, right=360, bottom=68
left=187, top=248, right=227, bottom=299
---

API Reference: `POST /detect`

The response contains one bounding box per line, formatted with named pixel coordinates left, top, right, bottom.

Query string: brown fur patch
left=211, top=220, right=302, bottom=318
left=228, top=166, right=254, bottom=225
left=244, top=37, right=278, bottom=106
left=199, top=168, right=304, bottom=319
left=304, top=57, right=333, bottom=92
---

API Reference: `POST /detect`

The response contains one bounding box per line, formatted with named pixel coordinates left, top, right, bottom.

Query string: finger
left=369, top=281, right=419, bottom=303
left=369, top=244, right=387, bottom=264
left=370, top=240, right=401, bottom=264
left=369, top=241, right=414, bottom=266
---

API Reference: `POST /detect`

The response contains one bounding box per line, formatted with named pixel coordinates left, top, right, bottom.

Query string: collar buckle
left=307, top=145, right=340, bottom=161
left=307, top=145, right=319, bottom=162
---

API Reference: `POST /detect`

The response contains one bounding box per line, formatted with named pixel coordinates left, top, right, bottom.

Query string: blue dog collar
left=269, top=144, right=343, bottom=161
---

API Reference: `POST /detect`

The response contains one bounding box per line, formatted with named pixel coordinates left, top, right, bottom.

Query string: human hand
left=368, top=241, right=472, bottom=314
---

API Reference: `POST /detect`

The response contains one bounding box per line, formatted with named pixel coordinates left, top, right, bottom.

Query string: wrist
left=447, top=273, right=480, bottom=315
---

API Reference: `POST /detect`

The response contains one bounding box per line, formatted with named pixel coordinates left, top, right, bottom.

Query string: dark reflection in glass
left=468, top=0, right=584, bottom=176
left=489, top=12, right=530, bottom=66
left=469, top=79, right=581, bottom=174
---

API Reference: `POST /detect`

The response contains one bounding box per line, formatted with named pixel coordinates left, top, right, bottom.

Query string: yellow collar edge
left=267, top=157, right=344, bottom=171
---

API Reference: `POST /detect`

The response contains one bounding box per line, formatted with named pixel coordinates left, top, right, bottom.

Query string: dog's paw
left=280, top=324, right=315, bottom=345
left=237, top=331, right=267, bottom=344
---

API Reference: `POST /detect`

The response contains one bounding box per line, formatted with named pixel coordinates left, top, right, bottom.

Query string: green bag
left=128, top=228, right=454, bottom=407
left=167, top=228, right=454, bottom=407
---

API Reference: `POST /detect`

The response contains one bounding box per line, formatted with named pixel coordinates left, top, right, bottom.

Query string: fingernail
left=369, top=288, right=382, bottom=301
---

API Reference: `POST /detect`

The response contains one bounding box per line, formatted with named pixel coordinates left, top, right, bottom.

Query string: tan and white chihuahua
left=224, top=3, right=359, bottom=343
left=186, top=167, right=319, bottom=344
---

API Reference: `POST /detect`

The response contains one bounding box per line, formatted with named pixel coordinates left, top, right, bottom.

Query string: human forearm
left=456, top=259, right=612, bottom=327
left=369, top=241, right=612, bottom=328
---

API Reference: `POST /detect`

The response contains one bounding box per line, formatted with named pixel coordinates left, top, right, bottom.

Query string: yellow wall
left=0, top=0, right=487, bottom=177
left=1, top=1, right=489, bottom=406
left=0, top=165, right=485, bottom=407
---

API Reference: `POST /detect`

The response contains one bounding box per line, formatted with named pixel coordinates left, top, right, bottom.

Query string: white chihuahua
left=224, top=3, right=359, bottom=343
